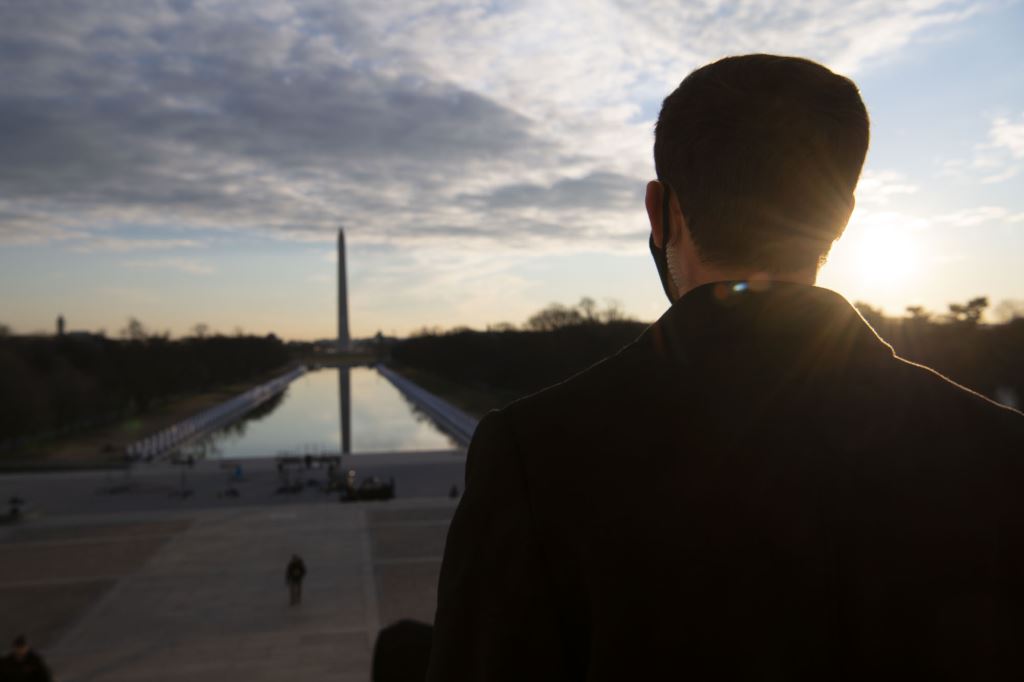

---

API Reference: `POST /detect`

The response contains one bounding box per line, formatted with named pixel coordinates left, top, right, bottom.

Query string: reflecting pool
left=179, top=367, right=458, bottom=459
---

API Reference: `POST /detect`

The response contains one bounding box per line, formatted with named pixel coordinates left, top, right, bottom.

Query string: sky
left=1, top=0, right=1022, bottom=340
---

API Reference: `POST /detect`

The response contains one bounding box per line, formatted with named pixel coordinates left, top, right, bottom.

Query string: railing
left=376, top=365, right=479, bottom=447
left=124, top=366, right=307, bottom=461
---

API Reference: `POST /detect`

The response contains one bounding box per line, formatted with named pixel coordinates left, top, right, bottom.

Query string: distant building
left=57, top=314, right=65, bottom=337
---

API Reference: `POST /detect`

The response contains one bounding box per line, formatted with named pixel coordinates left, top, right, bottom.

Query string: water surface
left=179, top=367, right=458, bottom=459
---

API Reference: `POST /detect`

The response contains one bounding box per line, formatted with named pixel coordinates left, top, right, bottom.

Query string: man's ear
left=646, top=180, right=665, bottom=248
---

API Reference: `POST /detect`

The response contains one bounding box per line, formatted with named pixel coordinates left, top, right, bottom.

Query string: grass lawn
left=1, top=364, right=298, bottom=470
left=387, top=365, right=525, bottom=419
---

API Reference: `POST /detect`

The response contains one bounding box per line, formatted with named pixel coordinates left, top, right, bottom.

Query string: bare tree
left=905, top=305, right=931, bottom=321
left=947, top=297, right=988, bottom=325
left=526, top=303, right=584, bottom=331
left=121, top=317, right=148, bottom=341
left=993, top=299, right=1024, bottom=323
left=578, top=297, right=598, bottom=323
left=410, top=325, right=444, bottom=337
left=601, top=299, right=627, bottom=323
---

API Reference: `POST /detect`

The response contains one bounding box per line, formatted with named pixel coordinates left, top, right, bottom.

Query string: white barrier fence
left=124, top=365, right=307, bottom=461
left=376, top=365, right=479, bottom=447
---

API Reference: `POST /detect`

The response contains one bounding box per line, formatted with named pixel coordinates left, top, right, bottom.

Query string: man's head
left=11, top=635, right=28, bottom=659
left=648, top=54, right=869, bottom=299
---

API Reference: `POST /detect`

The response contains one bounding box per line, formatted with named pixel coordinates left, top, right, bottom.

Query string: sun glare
left=852, top=225, right=920, bottom=287
left=819, top=210, right=930, bottom=308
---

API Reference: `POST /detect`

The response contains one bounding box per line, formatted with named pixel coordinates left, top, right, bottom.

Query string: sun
left=818, top=211, right=928, bottom=303
left=852, top=224, right=920, bottom=287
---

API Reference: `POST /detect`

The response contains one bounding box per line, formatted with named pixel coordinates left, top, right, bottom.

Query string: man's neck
left=668, top=221, right=819, bottom=300
left=675, top=263, right=817, bottom=300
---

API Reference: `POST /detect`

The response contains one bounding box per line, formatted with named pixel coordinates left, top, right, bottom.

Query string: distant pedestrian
left=1, top=635, right=52, bottom=682
left=286, top=554, right=307, bottom=606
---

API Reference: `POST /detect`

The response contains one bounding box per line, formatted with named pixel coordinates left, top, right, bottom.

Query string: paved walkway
left=0, top=499, right=457, bottom=681
left=0, top=451, right=465, bottom=517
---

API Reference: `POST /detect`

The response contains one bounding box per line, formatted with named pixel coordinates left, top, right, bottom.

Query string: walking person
left=285, top=554, right=307, bottom=606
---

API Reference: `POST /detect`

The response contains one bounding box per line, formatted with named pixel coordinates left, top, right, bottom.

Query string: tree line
left=391, top=298, right=648, bottom=404
left=391, top=296, right=1024, bottom=413
left=0, top=320, right=290, bottom=450
left=854, top=297, right=1023, bottom=407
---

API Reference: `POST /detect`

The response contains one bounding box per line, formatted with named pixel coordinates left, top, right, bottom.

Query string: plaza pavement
left=0, top=453, right=464, bottom=681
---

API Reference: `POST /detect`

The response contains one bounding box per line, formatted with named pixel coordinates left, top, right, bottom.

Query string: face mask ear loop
left=659, top=182, right=674, bottom=302
left=661, top=180, right=672, bottom=246
left=648, top=180, right=677, bottom=304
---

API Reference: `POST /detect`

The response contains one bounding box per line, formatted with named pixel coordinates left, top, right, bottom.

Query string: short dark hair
left=654, top=54, right=869, bottom=271
left=12, top=635, right=26, bottom=647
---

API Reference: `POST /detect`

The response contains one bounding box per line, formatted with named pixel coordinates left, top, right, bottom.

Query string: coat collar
left=648, top=281, right=895, bottom=367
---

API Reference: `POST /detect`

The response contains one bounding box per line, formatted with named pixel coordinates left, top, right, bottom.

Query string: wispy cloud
left=98, top=286, right=161, bottom=304
left=848, top=204, right=1022, bottom=232
left=73, top=237, right=202, bottom=253
left=0, top=220, right=85, bottom=246
left=941, top=111, right=1024, bottom=184
left=121, top=257, right=214, bottom=275
left=856, top=170, right=919, bottom=206
left=933, top=205, right=1012, bottom=228
left=990, top=113, right=1024, bottom=158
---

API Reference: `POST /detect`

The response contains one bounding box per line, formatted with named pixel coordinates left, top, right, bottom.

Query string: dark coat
left=428, top=282, right=1024, bottom=681
left=286, top=558, right=306, bottom=584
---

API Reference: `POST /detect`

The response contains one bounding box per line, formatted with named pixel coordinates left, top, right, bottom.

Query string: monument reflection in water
left=179, top=367, right=458, bottom=459
left=340, top=365, right=351, bottom=454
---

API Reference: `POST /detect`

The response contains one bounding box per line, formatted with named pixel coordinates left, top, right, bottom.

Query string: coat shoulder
left=496, top=328, right=654, bottom=430
left=891, top=355, right=1024, bottom=423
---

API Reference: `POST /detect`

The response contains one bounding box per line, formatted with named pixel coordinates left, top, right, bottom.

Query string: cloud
left=990, top=114, right=1024, bottom=158
left=840, top=204, right=1021, bottom=246
left=121, top=257, right=214, bottom=275
left=933, top=205, right=1011, bottom=228
left=976, top=113, right=1024, bottom=183
left=98, top=286, right=161, bottom=304
left=0, top=1, right=550, bottom=247
left=0, top=0, right=989, bottom=254
left=460, top=171, right=643, bottom=212
left=856, top=170, right=919, bottom=206
left=73, top=237, right=202, bottom=253
left=941, top=111, right=1024, bottom=185
left=0, top=213, right=86, bottom=245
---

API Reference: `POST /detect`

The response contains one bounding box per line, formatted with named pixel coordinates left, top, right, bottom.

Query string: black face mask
left=649, top=181, right=675, bottom=304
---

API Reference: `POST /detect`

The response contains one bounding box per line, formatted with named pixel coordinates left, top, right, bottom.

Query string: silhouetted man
left=429, top=54, right=1024, bottom=680
left=286, top=554, right=306, bottom=606
left=2, top=635, right=52, bottom=682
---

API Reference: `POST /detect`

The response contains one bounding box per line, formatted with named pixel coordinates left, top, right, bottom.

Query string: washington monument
left=338, top=227, right=352, bottom=454
left=337, top=227, right=350, bottom=352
